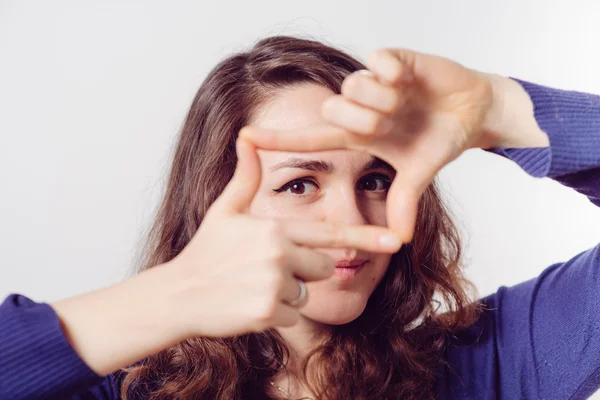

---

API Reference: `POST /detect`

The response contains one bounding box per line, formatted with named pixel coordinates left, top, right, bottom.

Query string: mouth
left=333, top=259, right=368, bottom=280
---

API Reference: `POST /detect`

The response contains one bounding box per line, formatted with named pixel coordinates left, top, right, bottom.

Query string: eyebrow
left=269, top=156, right=395, bottom=173
left=361, top=157, right=394, bottom=173
left=270, top=158, right=333, bottom=172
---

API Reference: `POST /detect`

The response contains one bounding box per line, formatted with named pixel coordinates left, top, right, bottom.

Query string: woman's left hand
left=241, top=48, right=548, bottom=242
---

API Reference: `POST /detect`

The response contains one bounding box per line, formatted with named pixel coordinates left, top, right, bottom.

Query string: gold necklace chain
left=269, top=380, right=314, bottom=400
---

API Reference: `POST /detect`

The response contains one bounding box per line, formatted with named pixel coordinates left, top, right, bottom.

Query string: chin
left=302, top=291, right=369, bottom=325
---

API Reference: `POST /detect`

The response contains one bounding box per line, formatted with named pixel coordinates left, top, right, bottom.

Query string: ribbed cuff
left=0, top=294, right=102, bottom=400
left=489, top=146, right=551, bottom=178
left=490, top=79, right=600, bottom=179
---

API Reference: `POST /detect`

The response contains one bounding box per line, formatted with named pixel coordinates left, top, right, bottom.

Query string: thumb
left=387, top=177, right=420, bottom=243
left=211, top=137, right=262, bottom=215
left=386, top=163, right=436, bottom=243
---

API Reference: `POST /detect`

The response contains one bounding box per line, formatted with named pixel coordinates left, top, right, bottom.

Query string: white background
left=1, top=0, right=600, bottom=395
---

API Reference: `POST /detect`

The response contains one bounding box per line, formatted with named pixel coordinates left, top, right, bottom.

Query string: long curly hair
left=121, top=36, right=480, bottom=400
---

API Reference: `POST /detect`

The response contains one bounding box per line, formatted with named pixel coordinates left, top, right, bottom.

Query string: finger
left=272, top=303, right=301, bottom=328
left=279, top=275, right=309, bottom=305
left=210, top=137, right=261, bottom=215
left=386, top=163, right=438, bottom=242
left=322, top=95, right=394, bottom=136
left=367, top=49, right=415, bottom=87
left=281, top=241, right=336, bottom=282
left=280, top=219, right=402, bottom=254
left=342, top=70, right=405, bottom=115
left=239, top=124, right=351, bottom=152
left=386, top=178, right=420, bottom=243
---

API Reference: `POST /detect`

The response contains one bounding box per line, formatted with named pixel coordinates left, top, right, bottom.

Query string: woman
left=1, top=36, right=599, bottom=399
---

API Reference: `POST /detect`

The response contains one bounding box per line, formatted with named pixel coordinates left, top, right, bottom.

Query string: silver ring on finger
left=288, top=279, right=308, bottom=307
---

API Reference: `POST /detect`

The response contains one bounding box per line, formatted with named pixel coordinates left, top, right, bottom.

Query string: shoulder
left=437, top=282, right=539, bottom=399
left=71, top=370, right=125, bottom=400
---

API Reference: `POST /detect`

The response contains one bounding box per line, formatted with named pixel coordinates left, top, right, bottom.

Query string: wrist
left=52, top=263, right=188, bottom=375
left=140, top=261, right=194, bottom=342
left=481, top=73, right=549, bottom=149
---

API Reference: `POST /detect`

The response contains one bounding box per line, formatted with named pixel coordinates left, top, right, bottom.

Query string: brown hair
left=122, top=36, right=479, bottom=400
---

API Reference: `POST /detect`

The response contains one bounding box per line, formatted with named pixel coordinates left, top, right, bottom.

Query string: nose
left=322, top=184, right=368, bottom=260
left=319, top=183, right=371, bottom=260
left=323, top=183, right=368, bottom=226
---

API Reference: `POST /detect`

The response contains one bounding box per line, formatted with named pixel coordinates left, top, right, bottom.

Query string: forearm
left=483, top=76, right=600, bottom=206
left=52, top=262, right=185, bottom=376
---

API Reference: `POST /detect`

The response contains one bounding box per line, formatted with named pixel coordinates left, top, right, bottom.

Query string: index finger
left=239, top=125, right=351, bottom=153
left=278, top=219, right=402, bottom=254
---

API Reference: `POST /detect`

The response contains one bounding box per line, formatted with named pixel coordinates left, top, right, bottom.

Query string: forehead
left=250, top=83, right=371, bottom=168
left=251, top=83, right=332, bottom=130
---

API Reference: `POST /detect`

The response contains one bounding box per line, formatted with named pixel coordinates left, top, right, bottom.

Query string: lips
left=334, top=259, right=368, bottom=280
left=335, top=258, right=368, bottom=268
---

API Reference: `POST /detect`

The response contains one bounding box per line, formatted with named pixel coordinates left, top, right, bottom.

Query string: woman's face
left=248, top=83, right=394, bottom=325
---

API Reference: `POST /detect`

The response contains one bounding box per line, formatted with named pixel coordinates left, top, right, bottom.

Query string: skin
left=250, top=84, right=394, bottom=327
left=248, top=85, right=397, bottom=397
left=243, top=49, right=549, bottom=242
left=244, top=54, right=548, bottom=396
left=50, top=48, right=549, bottom=400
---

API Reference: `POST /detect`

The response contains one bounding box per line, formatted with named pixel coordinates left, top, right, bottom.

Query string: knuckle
left=388, top=63, right=403, bottom=83
left=263, top=264, right=285, bottom=291
left=254, top=297, right=278, bottom=325
left=266, top=243, right=287, bottom=266
left=385, top=92, right=403, bottom=114
left=367, top=113, right=386, bottom=133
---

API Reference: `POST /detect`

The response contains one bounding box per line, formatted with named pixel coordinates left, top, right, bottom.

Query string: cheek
left=354, top=253, right=393, bottom=293
left=360, top=198, right=388, bottom=228
left=249, top=191, right=388, bottom=224
left=249, top=196, right=319, bottom=220
left=372, top=253, right=392, bottom=281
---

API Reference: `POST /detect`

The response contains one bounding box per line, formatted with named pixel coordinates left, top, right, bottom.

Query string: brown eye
left=358, top=175, right=391, bottom=192
left=290, top=182, right=307, bottom=194
left=274, top=179, right=319, bottom=195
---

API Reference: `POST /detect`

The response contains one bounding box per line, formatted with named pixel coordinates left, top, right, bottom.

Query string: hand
left=241, top=49, right=548, bottom=242
left=51, top=137, right=401, bottom=376
left=167, top=138, right=402, bottom=338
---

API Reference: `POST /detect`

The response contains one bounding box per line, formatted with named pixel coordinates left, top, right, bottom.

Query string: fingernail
left=379, top=234, right=401, bottom=250
left=356, top=69, right=375, bottom=77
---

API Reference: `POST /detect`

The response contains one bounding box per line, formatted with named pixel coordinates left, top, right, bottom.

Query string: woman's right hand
left=166, top=138, right=402, bottom=338
left=53, top=137, right=400, bottom=376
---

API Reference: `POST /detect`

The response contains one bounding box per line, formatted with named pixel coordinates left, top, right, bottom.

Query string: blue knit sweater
left=1, top=79, right=599, bottom=399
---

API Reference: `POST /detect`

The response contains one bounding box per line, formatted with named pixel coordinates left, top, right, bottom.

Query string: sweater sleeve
left=491, top=78, right=600, bottom=204
left=0, top=294, right=121, bottom=400
left=439, top=81, right=600, bottom=400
